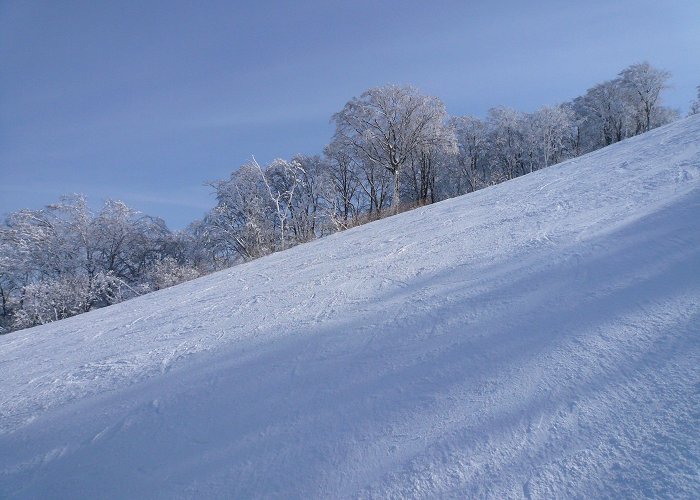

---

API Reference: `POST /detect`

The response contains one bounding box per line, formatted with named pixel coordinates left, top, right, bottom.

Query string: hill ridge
left=1, top=115, right=699, bottom=498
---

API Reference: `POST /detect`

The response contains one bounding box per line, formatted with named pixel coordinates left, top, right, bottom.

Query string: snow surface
left=2, top=116, right=700, bottom=498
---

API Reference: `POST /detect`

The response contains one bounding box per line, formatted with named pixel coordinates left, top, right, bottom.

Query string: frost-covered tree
left=166, top=225, right=211, bottom=274
left=331, top=85, right=450, bottom=214
left=573, top=63, right=675, bottom=152
left=404, top=120, right=457, bottom=205
left=324, top=141, right=362, bottom=228
left=0, top=237, right=21, bottom=333
left=357, top=157, right=392, bottom=218
left=619, top=62, right=671, bottom=133
left=264, top=155, right=331, bottom=246
left=204, top=154, right=333, bottom=263
left=143, top=257, right=200, bottom=292
left=486, top=107, right=525, bottom=181
left=529, top=105, right=576, bottom=169
left=260, top=158, right=303, bottom=249
left=448, top=116, right=488, bottom=195
left=574, top=79, right=632, bottom=149
left=93, top=199, right=170, bottom=289
left=204, top=162, right=277, bottom=263
left=287, top=154, right=333, bottom=239
left=689, top=85, right=700, bottom=116
left=0, top=195, right=187, bottom=331
left=0, top=199, right=101, bottom=329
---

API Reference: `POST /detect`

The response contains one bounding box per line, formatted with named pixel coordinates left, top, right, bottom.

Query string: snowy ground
left=1, top=116, right=699, bottom=498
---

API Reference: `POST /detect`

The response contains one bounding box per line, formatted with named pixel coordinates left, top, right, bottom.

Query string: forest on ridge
left=1, top=62, right=697, bottom=333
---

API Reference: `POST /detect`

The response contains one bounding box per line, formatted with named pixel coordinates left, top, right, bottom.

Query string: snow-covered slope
left=2, top=116, right=700, bottom=498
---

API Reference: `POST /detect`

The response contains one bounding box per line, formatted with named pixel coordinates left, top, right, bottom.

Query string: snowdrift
left=1, top=116, right=699, bottom=498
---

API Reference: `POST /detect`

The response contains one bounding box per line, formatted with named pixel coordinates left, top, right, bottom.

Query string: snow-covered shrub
left=143, top=257, right=200, bottom=292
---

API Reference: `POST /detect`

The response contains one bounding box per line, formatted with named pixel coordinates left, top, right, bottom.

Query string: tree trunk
left=393, top=167, right=400, bottom=215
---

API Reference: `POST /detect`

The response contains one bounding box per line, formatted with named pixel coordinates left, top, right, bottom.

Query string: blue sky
left=2, top=0, right=699, bottom=229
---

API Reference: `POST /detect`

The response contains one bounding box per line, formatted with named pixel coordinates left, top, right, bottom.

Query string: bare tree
left=530, top=105, right=576, bottom=169
left=358, top=158, right=392, bottom=218
left=405, top=123, right=457, bottom=205
left=331, top=85, right=449, bottom=214
left=288, top=154, right=333, bottom=239
left=448, top=116, right=488, bottom=194
left=324, top=141, right=362, bottom=228
left=619, top=62, right=671, bottom=133
left=487, top=107, right=525, bottom=181
left=574, top=79, right=632, bottom=148
left=204, top=162, right=276, bottom=263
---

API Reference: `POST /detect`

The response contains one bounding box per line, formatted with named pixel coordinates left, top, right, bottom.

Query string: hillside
left=1, top=116, right=699, bottom=498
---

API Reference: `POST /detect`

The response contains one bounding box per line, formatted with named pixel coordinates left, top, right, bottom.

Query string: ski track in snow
left=1, top=116, right=700, bottom=498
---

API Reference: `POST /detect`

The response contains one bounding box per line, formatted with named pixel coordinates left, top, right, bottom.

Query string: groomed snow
left=1, top=116, right=699, bottom=498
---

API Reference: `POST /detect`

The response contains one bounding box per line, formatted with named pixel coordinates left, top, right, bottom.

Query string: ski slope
left=1, top=116, right=699, bottom=498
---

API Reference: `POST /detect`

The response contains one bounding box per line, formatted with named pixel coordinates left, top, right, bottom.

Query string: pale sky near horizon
left=1, top=0, right=699, bottom=229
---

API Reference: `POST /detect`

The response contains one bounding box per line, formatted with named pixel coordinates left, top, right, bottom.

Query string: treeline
left=0, top=197, right=202, bottom=331
left=0, top=62, right=686, bottom=333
